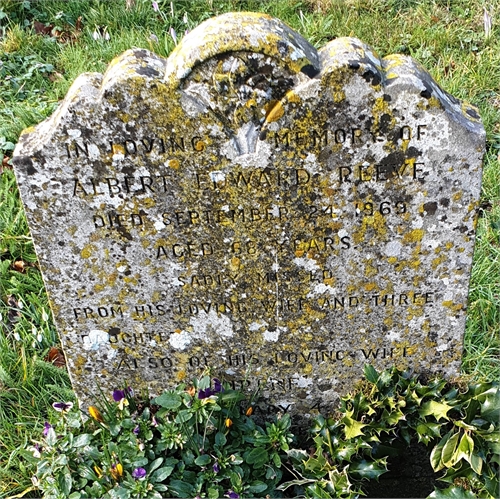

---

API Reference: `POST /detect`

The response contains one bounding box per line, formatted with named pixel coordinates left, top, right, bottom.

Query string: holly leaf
left=349, top=458, right=387, bottom=480
left=416, top=422, right=442, bottom=445
left=342, top=413, right=368, bottom=439
left=335, top=442, right=358, bottom=462
left=382, top=408, right=405, bottom=425
left=419, top=400, right=453, bottom=421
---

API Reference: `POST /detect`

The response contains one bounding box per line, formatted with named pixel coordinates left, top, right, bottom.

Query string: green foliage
left=25, top=374, right=293, bottom=498
left=283, top=366, right=499, bottom=499
left=22, top=367, right=499, bottom=499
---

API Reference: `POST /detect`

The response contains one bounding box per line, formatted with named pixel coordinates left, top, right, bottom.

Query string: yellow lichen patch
left=74, top=355, right=87, bottom=369
left=410, top=259, right=421, bottom=269
left=230, top=257, right=240, bottom=271
left=168, top=159, right=180, bottom=169
left=452, top=191, right=463, bottom=202
left=364, top=260, right=378, bottom=278
left=333, top=90, right=345, bottom=103
left=402, top=229, right=424, bottom=244
left=286, top=90, right=301, bottom=104
left=432, top=254, right=447, bottom=269
left=442, top=301, right=463, bottom=312
left=81, top=244, right=95, bottom=259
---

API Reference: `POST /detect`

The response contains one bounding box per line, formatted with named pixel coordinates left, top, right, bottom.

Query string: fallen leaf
left=45, top=346, right=66, bottom=367
left=12, top=259, right=27, bottom=273
left=33, top=21, right=54, bottom=36
left=1, top=155, right=12, bottom=172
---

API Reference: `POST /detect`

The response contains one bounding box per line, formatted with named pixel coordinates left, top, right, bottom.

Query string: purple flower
left=213, top=462, right=220, bottom=473
left=133, top=425, right=140, bottom=435
left=113, top=389, right=126, bottom=401
left=52, top=401, right=73, bottom=413
left=152, top=1, right=159, bottom=12
left=43, top=422, right=52, bottom=436
left=198, top=378, right=225, bottom=399
left=227, top=491, right=239, bottom=499
left=213, top=378, right=223, bottom=393
left=132, top=467, right=147, bottom=479
left=198, top=388, right=212, bottom=399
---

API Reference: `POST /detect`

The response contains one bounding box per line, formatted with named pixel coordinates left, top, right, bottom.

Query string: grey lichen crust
left=13, top=12, right=485, bottom=415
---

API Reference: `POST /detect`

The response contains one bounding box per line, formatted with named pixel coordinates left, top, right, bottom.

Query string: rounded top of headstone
left=164, top=11, right=320, bottom=86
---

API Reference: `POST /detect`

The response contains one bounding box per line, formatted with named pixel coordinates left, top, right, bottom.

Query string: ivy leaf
left=428, top=485, right=476, bottom=498
left=342, top=412, right=368, bottom=439
left=419, top=400, right=453, bottom=421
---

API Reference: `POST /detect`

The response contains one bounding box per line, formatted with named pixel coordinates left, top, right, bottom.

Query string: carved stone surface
left=13, top=12, right=485, bottom=415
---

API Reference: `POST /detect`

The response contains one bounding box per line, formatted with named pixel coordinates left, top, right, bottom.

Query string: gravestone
left=13, top=12, right=485, bottom=415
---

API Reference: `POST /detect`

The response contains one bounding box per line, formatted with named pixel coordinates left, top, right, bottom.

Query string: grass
left=0, top=0, right=499, bottom=496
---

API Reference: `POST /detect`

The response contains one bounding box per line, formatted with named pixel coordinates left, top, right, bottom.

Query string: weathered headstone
left=13, top=13, right=485, bottom=416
